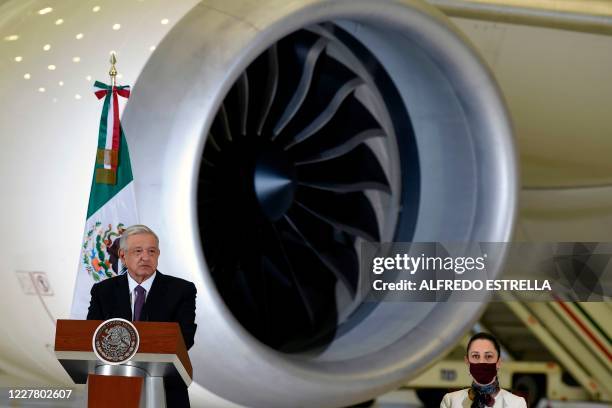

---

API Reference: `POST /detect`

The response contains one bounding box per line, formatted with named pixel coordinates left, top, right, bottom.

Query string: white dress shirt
left=127, top=271, right=156, bottom=319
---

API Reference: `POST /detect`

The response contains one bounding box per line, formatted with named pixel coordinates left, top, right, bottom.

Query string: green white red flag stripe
left=70, top=81, right=138, bottom=319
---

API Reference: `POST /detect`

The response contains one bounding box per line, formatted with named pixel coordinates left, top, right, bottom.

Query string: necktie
left=133, top=285, right=146, bottom=321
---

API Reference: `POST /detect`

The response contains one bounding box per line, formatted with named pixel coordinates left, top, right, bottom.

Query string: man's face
left=119, top=233, right=160, bottom=283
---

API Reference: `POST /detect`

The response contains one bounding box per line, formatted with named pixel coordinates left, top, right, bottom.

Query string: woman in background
left=441, top=332, right=527, bottom=407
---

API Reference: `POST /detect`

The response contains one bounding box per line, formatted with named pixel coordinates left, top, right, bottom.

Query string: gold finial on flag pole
left=109, top=52, right=117, bottom=87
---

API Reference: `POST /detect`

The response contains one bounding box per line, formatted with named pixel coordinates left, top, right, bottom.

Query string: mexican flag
left=70, top=81, right=138, bottom=319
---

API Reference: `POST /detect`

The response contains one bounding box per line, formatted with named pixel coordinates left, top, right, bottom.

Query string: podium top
left=55, top=319, right=192, bottom=385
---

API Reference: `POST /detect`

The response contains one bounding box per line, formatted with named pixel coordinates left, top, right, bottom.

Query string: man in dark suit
left=87, top=224, right=197, bottom=407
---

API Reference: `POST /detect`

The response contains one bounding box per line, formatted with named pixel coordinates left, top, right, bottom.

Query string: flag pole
left=109, top=52, right=117, bottom=87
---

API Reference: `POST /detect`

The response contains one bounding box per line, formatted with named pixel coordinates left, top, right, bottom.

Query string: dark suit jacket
left=87, top=271, right=197, bottom=407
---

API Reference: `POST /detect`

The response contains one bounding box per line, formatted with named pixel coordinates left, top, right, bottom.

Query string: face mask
left=469, top=362, right=497, bottom=384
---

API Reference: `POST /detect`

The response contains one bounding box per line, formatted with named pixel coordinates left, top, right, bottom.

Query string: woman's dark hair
left=466, top=332, right=501, bottom=359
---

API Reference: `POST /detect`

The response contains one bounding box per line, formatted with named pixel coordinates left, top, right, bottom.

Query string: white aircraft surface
left=0, top=0, right=610, bottom=407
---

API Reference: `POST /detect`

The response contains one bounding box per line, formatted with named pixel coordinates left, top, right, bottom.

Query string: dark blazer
left=87, top=271, right=197, bottom=407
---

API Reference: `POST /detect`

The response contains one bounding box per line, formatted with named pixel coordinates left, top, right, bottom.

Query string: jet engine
left=123, top=1, right=516, bottom=406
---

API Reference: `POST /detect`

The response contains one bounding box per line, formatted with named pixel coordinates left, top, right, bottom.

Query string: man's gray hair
left=119, top=224, right=160, bottom=251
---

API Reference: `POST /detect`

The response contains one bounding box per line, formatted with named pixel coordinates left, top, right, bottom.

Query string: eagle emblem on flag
left=82, top=222, right=127, bottom=282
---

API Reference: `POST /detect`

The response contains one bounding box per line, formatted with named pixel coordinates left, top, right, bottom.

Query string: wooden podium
left=55, top=319, right=192, bottom=408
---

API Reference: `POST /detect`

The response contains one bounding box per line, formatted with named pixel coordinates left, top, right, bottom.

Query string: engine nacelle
left=123, top=1, right=516, bottom=407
